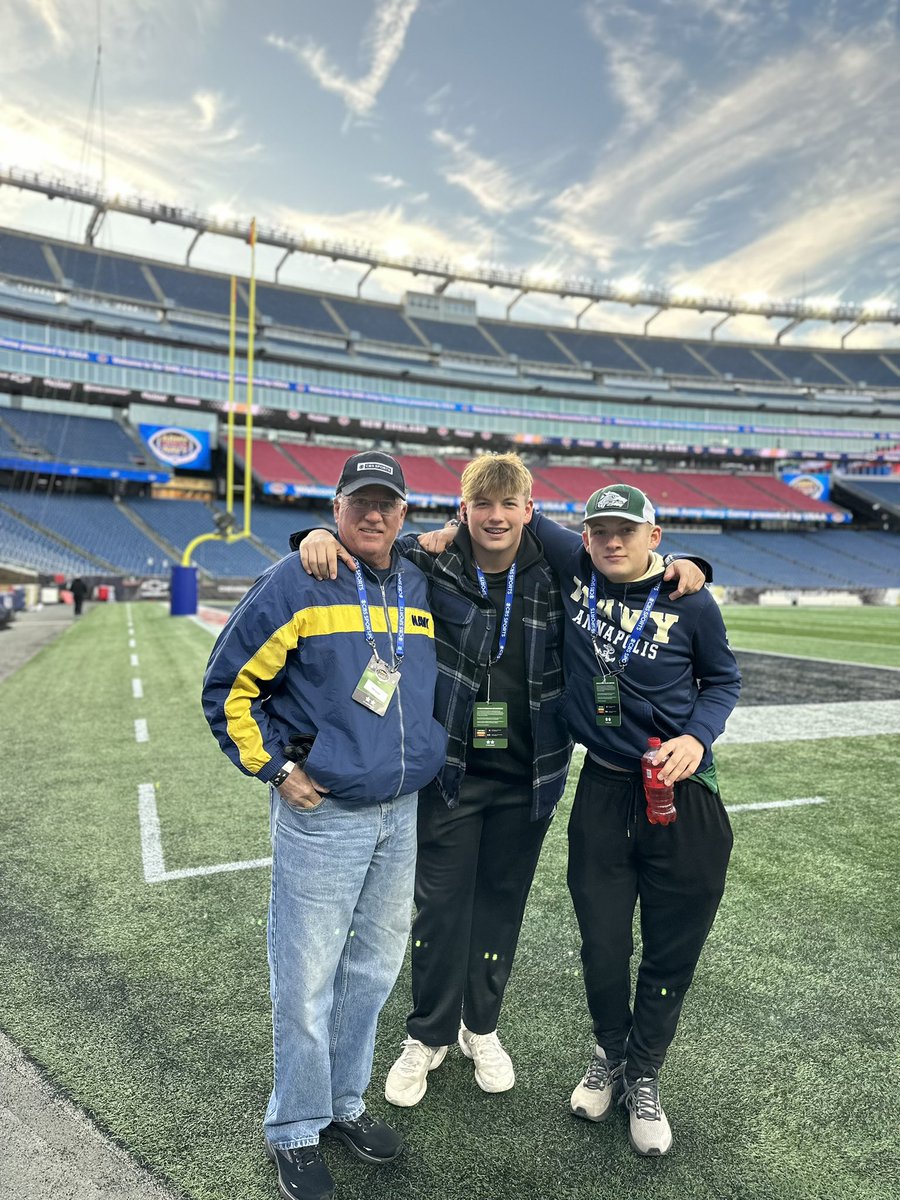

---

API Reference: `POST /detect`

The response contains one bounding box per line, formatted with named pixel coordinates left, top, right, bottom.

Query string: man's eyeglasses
left=344, top=496, right=402, bottom=515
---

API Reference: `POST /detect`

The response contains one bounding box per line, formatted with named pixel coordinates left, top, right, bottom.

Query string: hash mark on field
left=137, top=783, right=271, bottom=884
left=132, top=678, right=143, bottom=700
left=134, top=719, right=149, bottom=744
left=128, top=638, right=136, bottom=649
left=130, top=654, right=139, bottom=667
left=725, top=796, right=827, bottom=814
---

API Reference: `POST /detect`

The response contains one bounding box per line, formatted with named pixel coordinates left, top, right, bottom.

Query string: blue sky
left=1, top=0, right=899, bottom=345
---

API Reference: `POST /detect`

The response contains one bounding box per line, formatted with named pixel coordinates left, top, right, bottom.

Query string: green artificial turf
left=0, top=602, right=897, bottom=1200
left=720, top=604, right=900, bottom=668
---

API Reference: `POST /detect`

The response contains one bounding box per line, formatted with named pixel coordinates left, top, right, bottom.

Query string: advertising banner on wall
left=781, top=471, right=831, bottom=502
left=139, top=423, right=211, bottom=470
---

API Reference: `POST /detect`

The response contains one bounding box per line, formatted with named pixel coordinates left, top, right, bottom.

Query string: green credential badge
left=472, top=701, right=509, bottom=749
left=593, top=676, right=621, bottom=727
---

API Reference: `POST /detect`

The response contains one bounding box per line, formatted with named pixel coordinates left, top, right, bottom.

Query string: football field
left=0, top=602, right=897, bottom=1200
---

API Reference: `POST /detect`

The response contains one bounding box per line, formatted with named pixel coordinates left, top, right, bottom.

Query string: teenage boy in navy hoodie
left=529, top=483, right=740, bottom=1157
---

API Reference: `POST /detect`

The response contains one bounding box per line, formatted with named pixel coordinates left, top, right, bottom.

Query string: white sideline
left=725, top=796, right=826, bottom=813
left=719, top=700, right=900, bottom=744
left=137, top=782, right=271, bottom=884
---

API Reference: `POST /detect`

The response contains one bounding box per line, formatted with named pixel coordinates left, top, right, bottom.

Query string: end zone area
left=0, top=602, right=896, bottom=1200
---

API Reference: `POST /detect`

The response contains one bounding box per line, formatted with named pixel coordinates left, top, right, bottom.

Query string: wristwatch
left=270, top=761, right=296, bottom=789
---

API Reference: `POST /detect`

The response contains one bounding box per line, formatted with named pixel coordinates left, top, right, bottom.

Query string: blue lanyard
left=355, top=564, right=405, bottom=666
left=475, top=562, right=517, bottom=666
left=588, top=572, right=661, bottom=672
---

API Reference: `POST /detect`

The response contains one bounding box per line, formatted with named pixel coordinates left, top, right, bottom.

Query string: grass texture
left=0, top=602, right=897, bottom=1200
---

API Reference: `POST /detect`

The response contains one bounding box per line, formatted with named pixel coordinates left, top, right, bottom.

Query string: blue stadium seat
left=0, top=502, right=100, bottom=576
left=691, top=344, right=784, bottom=383
left=618, top=337, right=717, bottom=379
left=150, top=264, right=247, bottom=317
left=819, top=352, right=900, bottom=389
left=255, top=286, right=343, bottom=335
left=756, top=349, right=849, bottom=387
left=0, top=232, right=57, bottom=286
left=328, top=298, right=425, bottom=347
left=127, top=499, right=275, bottom=578
left=0, top=409, right=150, bottom=469
left=409, top=317, right=502, bottom=357
left=552, top=330, right=647, bottom=374
left=51, top=244, right=158, bottom=305
left=1, top=492, right=174, bottom=574
left=481, top=322, right=574, bottom=365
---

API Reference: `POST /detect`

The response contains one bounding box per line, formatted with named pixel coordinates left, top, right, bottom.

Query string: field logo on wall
left=140, top=424, right=211, bottom=470
left=782, top=471, right=830, bottom=502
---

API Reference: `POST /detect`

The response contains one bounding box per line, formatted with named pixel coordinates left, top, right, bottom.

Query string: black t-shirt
left=463, top=548, right=536, bottom=785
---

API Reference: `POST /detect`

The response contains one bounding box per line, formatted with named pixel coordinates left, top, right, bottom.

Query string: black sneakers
left=265, top=1142, right=335, bottom=1200
left=321, top=1112, right=405, bottom=1163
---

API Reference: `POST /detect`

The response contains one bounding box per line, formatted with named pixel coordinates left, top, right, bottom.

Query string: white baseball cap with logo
left=583, top=483, right=656, bottom=524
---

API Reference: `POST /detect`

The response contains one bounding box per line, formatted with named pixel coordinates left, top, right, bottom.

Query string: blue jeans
left=264, top=788, right=418, bottom=1148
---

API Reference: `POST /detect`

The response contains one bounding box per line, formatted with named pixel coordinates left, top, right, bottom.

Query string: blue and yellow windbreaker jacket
left=202, top=551, right=448, bottom=802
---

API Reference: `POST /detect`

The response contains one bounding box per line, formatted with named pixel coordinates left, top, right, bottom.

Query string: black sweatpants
left=567, top=756, right=733, bottom=1079
left=406, top=774, right=552, bottom=1047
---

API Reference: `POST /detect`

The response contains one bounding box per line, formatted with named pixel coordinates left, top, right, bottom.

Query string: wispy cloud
left=539, top=32, right=900, bottom=299
left=0, top=88, right=259, bottom=203
left=431, top=128, right=543, bottom=215
left=3, top=0, right=223, bottom=72
left=266, top=0, right=420, bottom=118
left=372, top=173, right=406, bottom=190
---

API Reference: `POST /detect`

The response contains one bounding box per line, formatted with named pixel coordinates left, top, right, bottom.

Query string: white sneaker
left=457, top=1023, right=515, bottom=1093
left=384, top=1037, right=449, bottom=1107
left=620, top=1074, right=673, bottom=1156
left=570, top=1045, right=624, bottom=1122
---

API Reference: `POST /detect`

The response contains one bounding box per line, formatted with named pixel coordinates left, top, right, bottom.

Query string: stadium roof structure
left=3, top=165, right=899, bottom=345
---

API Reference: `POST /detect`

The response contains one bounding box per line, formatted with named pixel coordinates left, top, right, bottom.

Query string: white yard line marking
left=160, top=857, right=273, bottom=882
left=128, top=638, right=136, bottom=649
left=725, top=796, right=827, bottom=814
left=134, top=719, right=149, bottom=744
left=720, top=700, right=900, bottom=744
left=137, top=782, right=270, bottom=884
left=132, top=678, right=143, bottom=699
left=138, top=784, right=166, bottom=884
left=130, top=654, right=139, bottom=667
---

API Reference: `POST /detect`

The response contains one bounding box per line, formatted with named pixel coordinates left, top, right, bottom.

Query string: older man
left=202, top=451, right=447, bottom=1200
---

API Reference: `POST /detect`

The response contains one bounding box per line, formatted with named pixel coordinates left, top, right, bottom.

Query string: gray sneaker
left=619, top=1073, right=673, bottom=1156
left=570, top=1046, right=625, bottom=1122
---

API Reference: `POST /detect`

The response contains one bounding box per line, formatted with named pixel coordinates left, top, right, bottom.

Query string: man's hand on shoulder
left=277, top=768, right=330, bottom=810
left=664, top=558, right=706, bottom=600
left=416, top=520, right=460, bottom=557
left=299, top=529, right=357, bottom=580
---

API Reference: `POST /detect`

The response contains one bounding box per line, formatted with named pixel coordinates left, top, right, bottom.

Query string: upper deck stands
left=0, top=232, right=57, bottom=286
left=1, top=227, right=898, bottom=397
left=329, top=299, right=425, bottom=348
left=51, top=244, right=158, bottom=305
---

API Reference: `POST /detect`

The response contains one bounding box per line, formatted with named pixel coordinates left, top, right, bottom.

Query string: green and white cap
left=584, top=483, right=656, bottom=524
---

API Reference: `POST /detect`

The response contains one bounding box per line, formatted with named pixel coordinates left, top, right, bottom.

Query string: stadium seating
left=127, top=499, right=275, bottom=577
left=394, top=455, right=461, bottom=496
left=232, top=437, right=315, bottom=486
left=150, top=264, right=245, bottom=317
left=254, top=285, right=343, bottom=335
left=755, top=348, right=850, bottom=387
left=0, top=502, right=99, bottom=576
left=481, top=322, right=574, bottom=366
left=551, top=330, right=647, bottom=373
left=280, top=444, right=357, bottom=487
left=0, top=231, right=58, bottom=286
left=692, top=344, right=785, bottom=383
left=821, top=352, right=900, bottom=389
left=328, top=298, right=426, bottom=348
left=0, top=408, right=155, bottom=470
left=1, top=492, right=174, bottom=574
left=410, top=317, right=502, bottom=358
left=51, top=244, right=158, bottom=305
left=617, top=337, right=717, bottom=379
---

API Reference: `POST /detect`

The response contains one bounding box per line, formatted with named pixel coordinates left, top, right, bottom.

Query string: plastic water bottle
left=641, top=737, right=677, bottom=825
